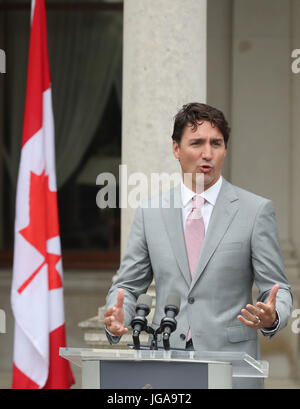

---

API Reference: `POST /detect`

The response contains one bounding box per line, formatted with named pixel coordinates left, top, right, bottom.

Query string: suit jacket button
left=180, top=333, right=186, bottom=340
left=188, top=297, right=195, bottom=304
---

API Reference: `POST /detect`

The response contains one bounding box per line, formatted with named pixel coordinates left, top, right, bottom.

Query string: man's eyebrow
left=189, top=137, right=223, bottom=142
left=211, top=137, right=224, bottom=142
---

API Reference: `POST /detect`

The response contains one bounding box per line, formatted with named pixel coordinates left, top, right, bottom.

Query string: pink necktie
left=185, top=196, right=205, bottom=277
left=185, top=196, right=205, bottom=342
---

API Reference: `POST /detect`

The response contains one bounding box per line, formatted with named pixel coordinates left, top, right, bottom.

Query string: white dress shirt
left=181, top=175, right=223, bottom=232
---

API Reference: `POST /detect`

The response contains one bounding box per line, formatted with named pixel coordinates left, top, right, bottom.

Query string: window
left=0, top=1, right=123, bottom=269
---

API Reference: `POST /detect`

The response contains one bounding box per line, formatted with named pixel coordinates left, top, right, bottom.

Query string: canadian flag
left=11, top=0, right=75, bottom=388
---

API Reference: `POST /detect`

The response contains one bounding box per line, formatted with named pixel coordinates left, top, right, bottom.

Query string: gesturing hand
left=238, top=284, right=279, bottom=330
left=104, top=288, right=129, bottom=337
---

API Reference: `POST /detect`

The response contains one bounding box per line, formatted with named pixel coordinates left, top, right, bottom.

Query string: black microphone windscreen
left=136, top=293, right=152, bottom=310
left=165, top=293, right=181, bottom=310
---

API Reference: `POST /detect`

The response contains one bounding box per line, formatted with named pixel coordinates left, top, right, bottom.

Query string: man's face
left=173, top=120, right=227, bottom=192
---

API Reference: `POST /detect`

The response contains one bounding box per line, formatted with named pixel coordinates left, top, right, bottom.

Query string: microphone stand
left=150, top=327, right=161, bottom=350
left=128, top=317, right=185, bottom=352
left=132, top=325, right=166, bottom=351
left=132, top=325, right=155, bottom=350
left=132, top=320, right=177, bottom=350
left=131, top=310, right=178, bottom=350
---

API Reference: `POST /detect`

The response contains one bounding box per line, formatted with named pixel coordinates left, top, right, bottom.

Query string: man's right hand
left=104, top=288, right=129, bottom=336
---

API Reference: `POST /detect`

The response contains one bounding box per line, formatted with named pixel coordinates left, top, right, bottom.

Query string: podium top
left=59, top=347, right=268, bottom=378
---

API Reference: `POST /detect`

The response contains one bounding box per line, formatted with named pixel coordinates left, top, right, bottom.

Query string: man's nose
left=201, top=144, right=213, bottom=160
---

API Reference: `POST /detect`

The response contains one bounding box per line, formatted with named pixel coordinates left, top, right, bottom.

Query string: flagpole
left=30, top=0, right=35, bottom=24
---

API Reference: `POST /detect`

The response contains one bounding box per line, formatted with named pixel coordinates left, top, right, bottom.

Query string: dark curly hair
left=171, top=103, right=230, bottom=148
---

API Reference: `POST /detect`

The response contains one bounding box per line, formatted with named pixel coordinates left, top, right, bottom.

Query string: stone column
left=207, top=0, right=232, bottom=180
left=231, top=0, right=291, bottom=241
left=121, top=0, right=207, bottom=253
left=230, top=0, right=300, bottom=384
left=290, top=0, right=300, bottom=380
left=80, top=0, right=207, bottom=347
left=291, top=0, right=300, bottom=265
left=0, top=12, right=5, bottom=248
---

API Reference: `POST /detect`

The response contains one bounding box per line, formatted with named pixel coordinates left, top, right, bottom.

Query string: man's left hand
left=237, top=284, right=280, bottom=330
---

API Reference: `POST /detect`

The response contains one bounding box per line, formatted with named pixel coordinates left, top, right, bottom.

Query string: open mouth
left=199, top=165, right=212, bottom=173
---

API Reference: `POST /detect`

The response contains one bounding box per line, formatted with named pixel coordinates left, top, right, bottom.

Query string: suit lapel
left=161, top=185, right=192, bottom=287
left=189, top=179, right=239, bottom=292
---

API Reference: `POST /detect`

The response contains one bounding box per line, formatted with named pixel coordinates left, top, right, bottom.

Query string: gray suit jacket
left=105, top=178, right=293, bottom=388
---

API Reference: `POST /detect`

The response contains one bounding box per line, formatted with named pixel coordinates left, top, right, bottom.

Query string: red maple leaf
left=18, top=171, right=62, bottom=293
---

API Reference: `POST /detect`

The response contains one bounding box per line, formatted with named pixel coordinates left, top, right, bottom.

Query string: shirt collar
left=181, top=176, right=223, bottom=208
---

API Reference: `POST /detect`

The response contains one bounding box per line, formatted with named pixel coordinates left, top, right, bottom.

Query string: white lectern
left=60, top=347, right=268, bottom=389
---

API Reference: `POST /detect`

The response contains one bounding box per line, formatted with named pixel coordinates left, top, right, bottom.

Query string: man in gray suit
left=104, top=103, right=293, bottom=388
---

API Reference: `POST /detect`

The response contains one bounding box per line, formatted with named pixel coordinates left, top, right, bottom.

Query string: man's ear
left=173, top=140, right=180, bottom=159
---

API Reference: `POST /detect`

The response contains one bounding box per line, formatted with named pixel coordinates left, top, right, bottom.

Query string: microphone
left=131, top=294, right=152, bottom=349
left=160, top=293, right=181, bottom=350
